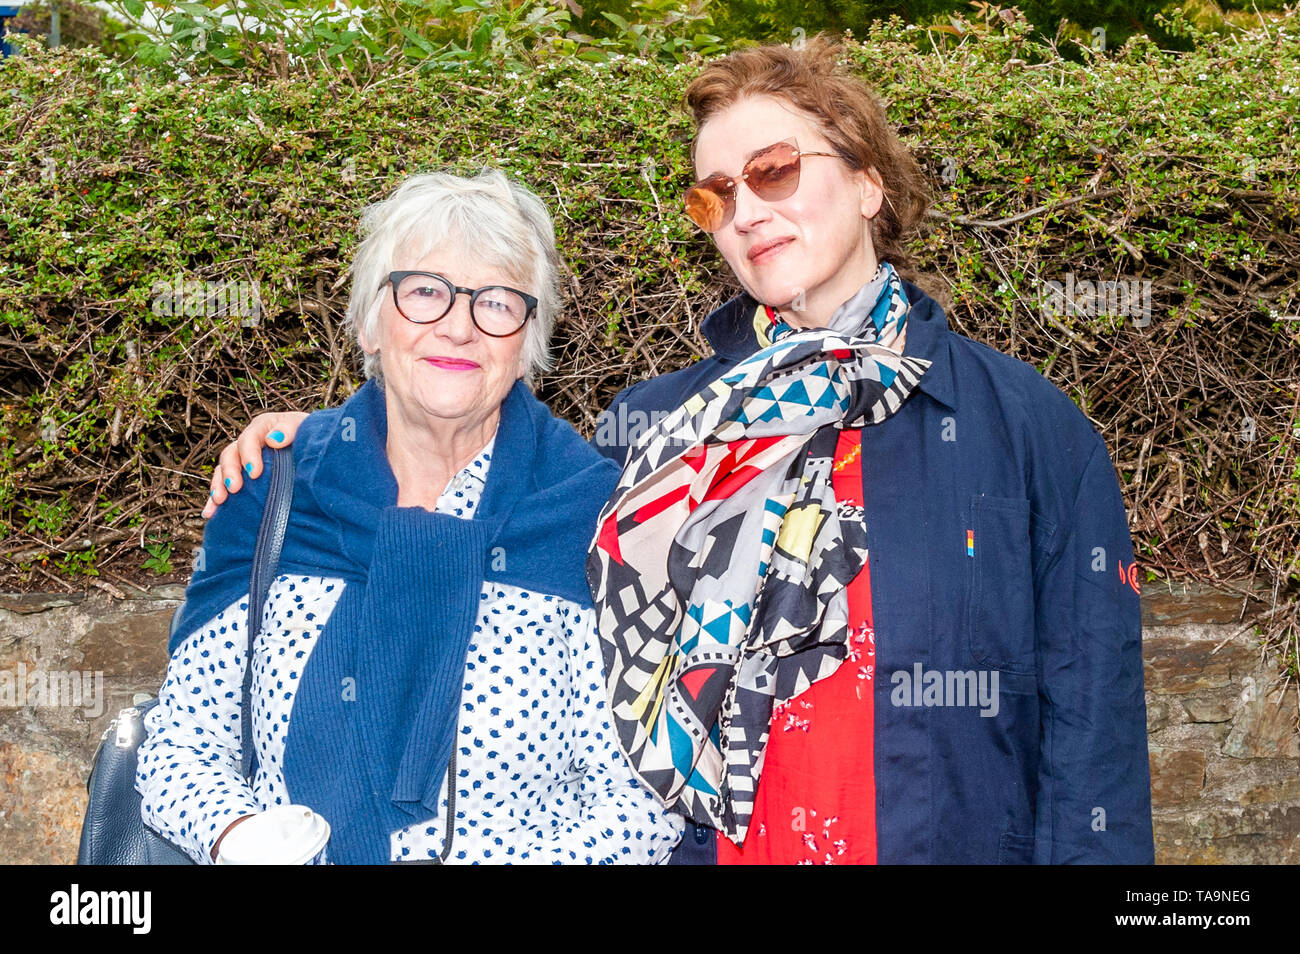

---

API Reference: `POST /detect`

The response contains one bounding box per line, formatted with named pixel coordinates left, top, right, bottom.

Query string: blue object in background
left=1, top=5, right=26, bottom=58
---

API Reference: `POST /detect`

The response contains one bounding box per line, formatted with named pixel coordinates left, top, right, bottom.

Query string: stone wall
left=1141, top=584, right=1299, bottom=863
left=0, top=585, right=182, bottom=866
left=1, top=582, right=1296, bottom=864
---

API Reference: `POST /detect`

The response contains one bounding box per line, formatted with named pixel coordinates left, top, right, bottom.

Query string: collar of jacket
left=702, top=280, right=958, bottom=411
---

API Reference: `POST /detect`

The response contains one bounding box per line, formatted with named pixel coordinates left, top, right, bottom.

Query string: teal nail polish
left=269, top=431, right=284, bottom=443
left=224, top=478, right=231, bottom=489
left=244, top=463, right=253, bottom=474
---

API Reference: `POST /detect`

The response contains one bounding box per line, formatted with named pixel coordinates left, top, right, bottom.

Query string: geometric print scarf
left=586, top=262, right=932, bottom=844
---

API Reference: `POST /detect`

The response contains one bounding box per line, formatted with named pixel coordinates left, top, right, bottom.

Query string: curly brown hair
left=684, top=34, right=933, bottom=278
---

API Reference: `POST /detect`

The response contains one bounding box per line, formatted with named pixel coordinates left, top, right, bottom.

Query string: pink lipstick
left=423, top=357, right=480, bottom=371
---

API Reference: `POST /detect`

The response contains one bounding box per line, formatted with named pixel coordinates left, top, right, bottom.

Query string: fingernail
left=269, top=431, right=284, bottom=443
left=244, top=463, right=253, bottom=474
left=224, top=478, right=231, bottom=489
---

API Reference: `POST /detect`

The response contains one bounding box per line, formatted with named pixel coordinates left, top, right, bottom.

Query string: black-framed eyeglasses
left=383, top=270, right=537, bottom=337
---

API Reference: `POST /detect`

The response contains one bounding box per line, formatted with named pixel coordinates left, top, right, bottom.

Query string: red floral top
left=717, top=428, right=877, bottom=865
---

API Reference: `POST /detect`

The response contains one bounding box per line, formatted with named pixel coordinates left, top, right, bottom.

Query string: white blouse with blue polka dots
left=136, top=438, right=684, bottom=864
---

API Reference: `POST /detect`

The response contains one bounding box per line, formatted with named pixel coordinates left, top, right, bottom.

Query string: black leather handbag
left=76, top=448, right=296, bottom=865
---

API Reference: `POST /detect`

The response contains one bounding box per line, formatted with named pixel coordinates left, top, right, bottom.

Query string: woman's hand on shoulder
left=203, top=412, right=308, bottom=519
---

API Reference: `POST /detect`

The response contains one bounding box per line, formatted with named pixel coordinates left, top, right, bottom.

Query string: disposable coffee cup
left=217, top=804, right=330, bottom=865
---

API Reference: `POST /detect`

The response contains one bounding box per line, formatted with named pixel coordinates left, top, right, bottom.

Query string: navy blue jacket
left=590, top=282, right=1155, bottom=864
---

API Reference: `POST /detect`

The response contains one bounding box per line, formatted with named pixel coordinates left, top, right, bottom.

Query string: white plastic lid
left=217, top=804, right=330, bottom=865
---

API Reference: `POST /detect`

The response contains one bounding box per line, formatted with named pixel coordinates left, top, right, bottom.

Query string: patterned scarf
left=586, top=262, right=931, bottom=843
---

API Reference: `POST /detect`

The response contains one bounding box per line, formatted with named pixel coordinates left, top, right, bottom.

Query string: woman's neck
left=385, top=396, right=498, bottom=511
left=775, top=251, right=881, bottom=330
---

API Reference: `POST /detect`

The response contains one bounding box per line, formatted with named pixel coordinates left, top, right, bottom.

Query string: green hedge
left=1, top=18, right=1298, bottom=668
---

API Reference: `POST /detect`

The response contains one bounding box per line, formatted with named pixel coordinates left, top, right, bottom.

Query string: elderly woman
left=204, top=37, right=1154, bottom=865
left=137, top=169, right=683, bottom=864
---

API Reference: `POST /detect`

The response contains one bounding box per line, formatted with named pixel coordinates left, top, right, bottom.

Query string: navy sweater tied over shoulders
left=172, top=377, right=619, bottom=864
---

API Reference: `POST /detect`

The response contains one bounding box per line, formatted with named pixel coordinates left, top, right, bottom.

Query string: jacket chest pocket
left=966, top=495, right=1037, bottom=674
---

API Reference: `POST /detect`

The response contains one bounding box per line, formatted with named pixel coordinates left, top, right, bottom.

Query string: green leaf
left=135, top=41, right=172, bottom=66
left=399, top=27, right=435, bottom=55
left=123, top=0, right=145, bottom=18
left=470, top=19, right=493, bottom=55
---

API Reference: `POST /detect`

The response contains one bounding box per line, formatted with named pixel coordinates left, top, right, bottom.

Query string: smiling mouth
left=423, top=357, right=480, bottom=370
left=748, top=238, right=793, bottom=263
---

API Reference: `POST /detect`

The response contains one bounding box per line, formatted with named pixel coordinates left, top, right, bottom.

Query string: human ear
left=357, top=304, right=380, bottom=355
left=859, top=166, right=886, bottom=220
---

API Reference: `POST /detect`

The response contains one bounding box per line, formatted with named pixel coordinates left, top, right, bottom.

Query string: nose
left=434, top=291, right=477, bottom=344
left=730, top=176, right=771, bottom=231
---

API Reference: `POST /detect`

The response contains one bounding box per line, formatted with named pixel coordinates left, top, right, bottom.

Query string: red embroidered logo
left=1116, top=558, right=1141, bottom=595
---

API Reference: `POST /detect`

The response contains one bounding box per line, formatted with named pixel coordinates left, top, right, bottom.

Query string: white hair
left=344, top=168, right=561, bottom=383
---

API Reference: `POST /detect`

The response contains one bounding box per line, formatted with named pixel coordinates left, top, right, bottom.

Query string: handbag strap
left=239, top=446, right=296, bottom=780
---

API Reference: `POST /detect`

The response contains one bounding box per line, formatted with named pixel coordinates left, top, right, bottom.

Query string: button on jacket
left=591, top=281, right=1155, bottom=864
